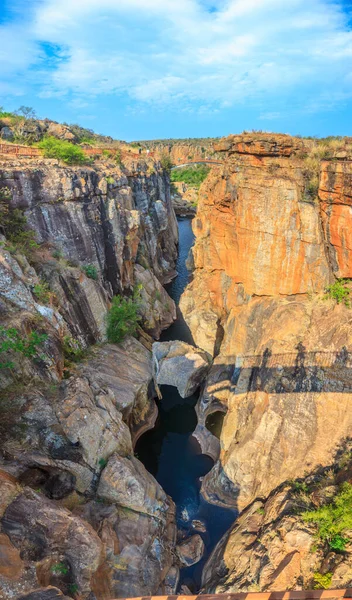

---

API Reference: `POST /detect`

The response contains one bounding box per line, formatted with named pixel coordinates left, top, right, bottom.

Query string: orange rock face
left=319, top=160, right=352, bottom=277
left=180, top=136, right=340, bottom=354
left=213, top=132, right=305, bottom=157
left=180, top=133, right=352, bottom=519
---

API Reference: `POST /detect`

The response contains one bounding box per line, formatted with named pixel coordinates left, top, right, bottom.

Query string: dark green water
left=136, top=218, right=236, bottom=591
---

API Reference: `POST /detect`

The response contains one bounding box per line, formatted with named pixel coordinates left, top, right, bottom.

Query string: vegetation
left=160, top=154, right=173, bottom=171
left=51, top=562, right=69, bottom=575
left=313, top=572, right=333, bottom=589
left=324, top=279, right=351, bottom=307
left=62, top=336, right=87, bottom=365
left=15, top=106, right=37, bottom=120
left=0, top=187, right=40, bottom=259
left=38, top=137, right=88, bottom=164
left=32, top=282, right=52, bottom=305
left=68, top=584, right=79, bottom=596
left=0, top=327, right=48, bottom=370
left=0, top=106, right=15, bottom=118
left=133, top=137, right=219, bottom=147
left=82, top=264, right=98, bottom=280
left=106, top=295, right=141, bottom=344
left=171, top=164, right=210, bottom=188
left=302, top=482, right=352, bottom=552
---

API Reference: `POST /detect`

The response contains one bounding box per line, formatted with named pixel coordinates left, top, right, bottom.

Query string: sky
left=1, top=0, right=352, bottom=140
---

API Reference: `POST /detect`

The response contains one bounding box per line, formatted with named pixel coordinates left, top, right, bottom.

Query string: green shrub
left=0, top=327, right=48, bottom=369
left=52, top=248, right=64, bottom=260
left=302, top=482, right=352, bottom=551
left=32, top=282, right=51, bottom=304
left=51, top=562, right=68, bottom=575
left=38, top=136, right=87, bottom=164
left=68, top=584, right=79, bottom=596
left=0, top=190, right=39, bottom=258
left=171, top=164, right=210, bottom=188
left=62, top=336, right=87, bottom=364
left=313, top=572, right=333, bottom=589
left=106, top=295, right=140, bottom=344
left=115, top=150, right=122, bottom=166
left=160, top=154, right=173, bottom=171
left=82, top=264, right=98, bottom=280
left=325, top=279, right=351, bottom=307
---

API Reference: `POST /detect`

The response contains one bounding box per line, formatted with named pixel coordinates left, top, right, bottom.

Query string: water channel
left=136, top=218, right=236, bottom=591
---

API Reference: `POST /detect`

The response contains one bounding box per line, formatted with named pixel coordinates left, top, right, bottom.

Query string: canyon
left=0, top=132, right=352, bottom=599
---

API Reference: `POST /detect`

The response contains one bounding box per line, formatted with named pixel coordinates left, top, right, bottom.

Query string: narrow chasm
left=136, top=217, right=236, bottom=591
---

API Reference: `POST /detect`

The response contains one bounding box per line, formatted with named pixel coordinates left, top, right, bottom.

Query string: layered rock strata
left=179, top=134, right=352, bottom=588
left=0, top=155, right=180, bottom=599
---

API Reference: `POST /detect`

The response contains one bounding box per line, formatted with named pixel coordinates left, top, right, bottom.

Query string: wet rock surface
left=176, top=534, right=205, bottom=567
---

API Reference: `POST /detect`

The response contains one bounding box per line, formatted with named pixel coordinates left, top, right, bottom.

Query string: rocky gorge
left=0, top=132, right=352, bottom=598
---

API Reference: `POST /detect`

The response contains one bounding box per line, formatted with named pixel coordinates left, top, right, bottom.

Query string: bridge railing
left=118, top=591, right=352, bottom=600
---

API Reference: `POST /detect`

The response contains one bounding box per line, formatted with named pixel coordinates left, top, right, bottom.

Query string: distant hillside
left=0, top=106, right=119, bottom=146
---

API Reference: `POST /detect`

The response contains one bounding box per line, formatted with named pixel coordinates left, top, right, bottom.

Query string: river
left=136, top=217, right=236, bottom=591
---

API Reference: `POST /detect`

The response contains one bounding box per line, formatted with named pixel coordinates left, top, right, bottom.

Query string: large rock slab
left=153, top=340, right=211, bottom=398
left=97, top=454, right=169, bottom=519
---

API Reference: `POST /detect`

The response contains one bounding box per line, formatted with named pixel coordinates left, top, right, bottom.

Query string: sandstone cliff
left=202, top=451, right=352, bottom=593
left=179, top=133, right=352, bottom=588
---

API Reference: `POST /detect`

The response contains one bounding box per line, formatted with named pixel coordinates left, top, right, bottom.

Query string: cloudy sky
left=1, top=0, right=352, bottom=139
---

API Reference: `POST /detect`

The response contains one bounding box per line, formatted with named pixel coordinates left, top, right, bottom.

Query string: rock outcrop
left=153, top=340, right=211, bottom=398
left=202, top=457, right=352, bottom=593
left=171, top=182, right=197, bottom=217
left=178, top=134, right=352, bottom=589
left=0, top=154, right=179, bottom=599
left=0, top=155, right=178, bottom=389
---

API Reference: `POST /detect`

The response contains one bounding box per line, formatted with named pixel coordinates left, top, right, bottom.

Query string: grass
left=302, top=482, right=352, bottom=552
left=38, top=136, right=88, bottom=164
left=324, top=279, right=351, bottom=307
left=106, top=295, right=141, bottom=344
left=313, top=572, right=333, bottom=589
left=171, top=164, right=210, bottom=188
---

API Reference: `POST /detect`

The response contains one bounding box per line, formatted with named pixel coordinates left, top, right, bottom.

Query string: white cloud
left=1, top=0, right=352, bottom=113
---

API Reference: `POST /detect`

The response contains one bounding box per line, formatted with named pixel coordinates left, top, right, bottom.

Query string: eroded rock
left=153, top=340, right=211, bottom=398
left=176, top=534, right=205, bottom=567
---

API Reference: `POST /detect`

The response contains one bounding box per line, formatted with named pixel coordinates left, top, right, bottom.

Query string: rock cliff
left=0, top=154, right=179, bottom=599
left=179, top=133, right=352, bottom=588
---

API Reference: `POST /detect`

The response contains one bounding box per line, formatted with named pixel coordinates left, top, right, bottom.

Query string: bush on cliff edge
left=38, top=136, right=88, bottom=165
left=106, top=295, right=140, bottom=344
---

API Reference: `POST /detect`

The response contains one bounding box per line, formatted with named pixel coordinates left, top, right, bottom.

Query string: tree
left=16, top=106, right=37, bottom=120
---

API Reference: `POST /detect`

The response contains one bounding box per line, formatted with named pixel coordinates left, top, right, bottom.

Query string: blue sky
left=1, top=0, right=352, bottom=140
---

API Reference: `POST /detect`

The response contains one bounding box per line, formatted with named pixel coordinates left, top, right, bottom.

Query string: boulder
left=97, top=454, right=169, bottom=520
left=0, top=126, right=14, bottom=141
left=153, top=340, right=211, bottom=398
left=46, top=122, right=77, bottom=142
left=176, top=533, right=205, bottom=567
left=134, top=264, right=176, bottom=338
